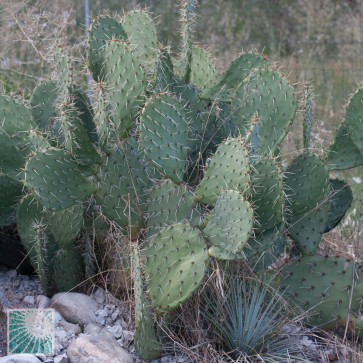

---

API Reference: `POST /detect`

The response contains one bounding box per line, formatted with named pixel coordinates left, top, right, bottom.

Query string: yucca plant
left=201, top=275, right=307, bottom=362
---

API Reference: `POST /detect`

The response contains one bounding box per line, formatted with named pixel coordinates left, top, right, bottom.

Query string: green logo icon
left=7, top=308, right=54, bottom=355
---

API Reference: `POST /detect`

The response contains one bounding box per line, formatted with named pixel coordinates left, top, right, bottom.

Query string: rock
left=84, top=323, right=104, bottom=336
left=67, top=335, right=134, bottom=363
left=54, top=354, right=68, bottom=363
left=123, top=330, right=134, bottom=342
left=51, top=293, right=98, bottom=326
left=59, top=320, right=81, bottom=335
left=95, top=316, right=105, bottom=325
left=91, top=288, right=106, bottom=305
left=23, top=295, right=50, bottom=309
left=54, top=311, right=63, bottom=325
left=6, top=270, right=17, bottom=279
left=0, top=354, right=42, bottom=363
left=111, top=309, right=119, bottom=322
left=106, top=325, right=123, bottom=339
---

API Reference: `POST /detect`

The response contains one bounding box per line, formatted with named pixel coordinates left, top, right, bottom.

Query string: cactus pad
left=194, top=137, right=250, bottom=204
left=30, top=80, right=59, bottom=133
left=251, top=156, right=284, bottom=233
left=0, top=95, right=36, bottom=155
left=103, top=40, right=147, bottom=137
left=133, top=248, right=162, bottom=360
left=0, top=175, right=24, bottom=226
left=53, top=246, right=84, bottom=292
left=326, top=121, right=363, bottom=170
left=345, top=87, right=363, bottom=153
left=87, top=14, right=127, bottom=81
left=284, top=153, right=329, bottom=215
left=146, top=179, right=202, bottom=238
left=25, top=147, right=96, bottom=210
left=200, top=52, right=268, bottom=102
left=325, top=179, right=353, bottom=233
left=281, top=255, right=363, bottom=332
left=61, top=103, right=101, bottom=166
left=154, top=48, right=176, bottom=93
left=176, top=46, right=220, bottom=89
left=46, top=203, right=84, bottom=250
left=287, top=198, right=330, bottom=256
left=122, top=10, right=159, bottom=74
left=245, top=224, right=286, bottom=271
left=140, top=94, right=189, bottom=183
left=0, top=133, right=26, bottom=180
left=95, top=139, right=153, bottom=230
left=231, top=69, right=297, bottom=154
left=204, top=189, right=253, bottom=260
left=144, top=222, right=208, bottom=312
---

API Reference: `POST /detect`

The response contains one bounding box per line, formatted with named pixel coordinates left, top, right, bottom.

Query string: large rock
left=51, top=293, right=98, bottom=326
left=67, top=334, right=134, bottom=363
left=0, top=354, right=41, bottom=363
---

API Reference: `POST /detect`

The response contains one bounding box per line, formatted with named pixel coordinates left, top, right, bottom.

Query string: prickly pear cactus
left=200, top=52, right=268, bottom=102
left=281, top=255, right=363, bottom=334
left=231, top=68, right=297, bottom=154
left=194, top=137, right=251, bottom=204
left=144, top=223, right=208, bottom=312
left=87, top=14, right=127, bottom=81
left=140, top=94, right=189, bottom=183
left=204, top=189, right=253, bottom=260
left=25, top=147, right=96, bottom=210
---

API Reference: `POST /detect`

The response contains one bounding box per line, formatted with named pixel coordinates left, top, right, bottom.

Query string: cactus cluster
left=0, top=0, right=362, bottom=359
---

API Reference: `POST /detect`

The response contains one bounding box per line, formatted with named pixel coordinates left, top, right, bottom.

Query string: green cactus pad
left=53, top=246, right=84, bottom=292
left=345, top=87, right=363, bottom=154
left=325, top=179, right=353, bottom=233
left=30, top=80, right=59, bottom=132
left=303, top=85, right=313, bottom=150
left=16, top=194, right=45, bottom=265
left=54, top=45, right=73, bottom=95
left=134, top=299, right=163, bottom=360
left=251, top=156, right=284, bottom=233
left=0, top=95, right=36, bottom=155
left=122, top=10, right=159, bottom=74
left=61, top=104, right=101, bottom=166
left=231, top=69, right=297, bottom=154
left=95, top=139, right=153, bottom=230
left=176, top=46, right=220, bottom=89
left=144, top=222, right=208, bottom=312
left=28, top=129, right=51, bottom=151
left=194, top=137, right=250, bottom=204
left=17, top=195, right=59, bottom=295
left=140, top=94, right=189, bottom=183
left=204, top=190, right=253, bottom=259
left=25, top=147, right=96, bottom=210
left=0, top=133, right=25, bottom=180
left=284, top=153, right=329, bottom=216
left=326, top=121, right=363, bottom=170
left=0, top=175, right=24, bottom=227
left=103, top=40, right=147, bottom=138
left=200, top=52, right=268, bottom=102
left=71, top=86, right=98, bottom=144
left=281, top=255, right=363, bottom=331
left=46, top=203, right=84, bottom=250
left=87, top=14, right=127, bottom=81
left=146, top=179, right=202, bottom=238
left=245, top=224, right=286, bottom=271
left=94, top=83, right=117, bottom=150
left=288, top=197, right=330, bottom=256
left=133, top=248, right=162, bottom=360
left=154, top=48, right=176, bottom=93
